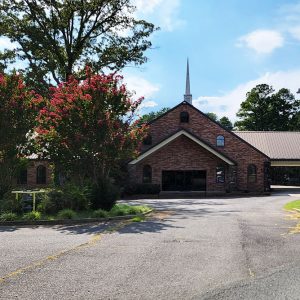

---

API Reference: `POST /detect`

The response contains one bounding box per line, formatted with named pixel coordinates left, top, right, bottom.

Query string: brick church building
left=128, top=61, right=271, bottom=194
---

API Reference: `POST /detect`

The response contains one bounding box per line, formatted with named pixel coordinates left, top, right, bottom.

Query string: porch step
left=159, top=191, right=221, bottom=198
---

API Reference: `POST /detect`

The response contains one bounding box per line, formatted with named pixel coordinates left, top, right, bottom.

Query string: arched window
left=36, top=165, right=46, bottom=184
left=142, top=165, right=152, bottom=183
left=216, top=135, right=225, bottom=147
left=248, top=164, right=257, bottom=183
left=180, top=111, right=189, bottom=123
left=17, top=169, right=27, bottom=185
left=143, top=134, right=152, bottom=145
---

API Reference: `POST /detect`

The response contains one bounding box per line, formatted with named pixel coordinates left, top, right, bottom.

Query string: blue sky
left=123, top=0, right=300, bottom=121
left=1, top=0, right=300, bottom=121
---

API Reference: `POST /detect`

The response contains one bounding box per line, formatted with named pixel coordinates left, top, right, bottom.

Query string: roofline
left=271, top=158, right=300, bottom=161
left=147, top=101, right=270, bottom=159
left=129, top=128, right=236, bottom=165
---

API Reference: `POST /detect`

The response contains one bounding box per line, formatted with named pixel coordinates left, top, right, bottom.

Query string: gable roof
left=147, top=101, right=269, bottom=159
left=129, top=129, right=236, bottom=165
left=235, top=131, right=300, bottom=160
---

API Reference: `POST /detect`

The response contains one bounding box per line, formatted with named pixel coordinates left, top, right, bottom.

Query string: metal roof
left=235, top=131, right=300, bottom=160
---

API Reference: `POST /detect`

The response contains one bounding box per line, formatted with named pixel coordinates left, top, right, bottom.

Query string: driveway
left=1, top=195, right=300, bottom=299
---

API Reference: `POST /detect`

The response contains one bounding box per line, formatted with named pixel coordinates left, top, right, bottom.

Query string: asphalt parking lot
left=1, top=193, right=300, bottom=299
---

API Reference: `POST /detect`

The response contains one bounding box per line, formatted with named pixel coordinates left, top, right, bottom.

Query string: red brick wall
left=131, top=102, right=269, bottom=192
left=16, top=160, right=52, bottom=188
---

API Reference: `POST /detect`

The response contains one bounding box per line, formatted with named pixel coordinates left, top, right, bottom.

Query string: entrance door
left=162, top=170, right=206, bottom=191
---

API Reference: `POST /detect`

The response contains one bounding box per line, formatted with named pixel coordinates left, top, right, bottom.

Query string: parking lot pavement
left=1, top=194, right=300, bottom=299
left=0, top=222, right=112, bottom=278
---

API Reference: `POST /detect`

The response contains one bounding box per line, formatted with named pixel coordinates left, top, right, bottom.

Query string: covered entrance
left=162, top=170, right=206, bottom=191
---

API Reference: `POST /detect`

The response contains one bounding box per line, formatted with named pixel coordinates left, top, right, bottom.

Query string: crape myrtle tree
left=0, top=0, right=157, bottom=96
left=235, top=84, right=300, bottom=131
left=0, top=73, right=42, bottom=198
left=35, top=70, right=147, bottom=207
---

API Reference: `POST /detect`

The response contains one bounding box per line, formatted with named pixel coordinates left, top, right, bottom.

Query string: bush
left=92, top=209, right=109, bottom=218
left=90, top=180, right=120, bottom=211
left=124, top=183, right=160, bottom=195
left=57, top=209, right=76, bottom=219
left=61, top=183, right=91, bottom=211
left=0, top=191, right=23, bottom=213
left=22, top=211, right=41, bottom=221
left=37, top=190, right=64, bottom=214
left=0, top=212, right=18, bottom=221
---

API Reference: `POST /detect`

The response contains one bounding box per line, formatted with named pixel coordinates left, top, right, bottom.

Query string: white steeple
left=184, top=58, right=192, bottom=104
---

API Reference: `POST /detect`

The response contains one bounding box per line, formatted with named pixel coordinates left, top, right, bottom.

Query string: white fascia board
left=271, top=160, right=300, bottom=167
left=129, top=130, right=235, bottom=165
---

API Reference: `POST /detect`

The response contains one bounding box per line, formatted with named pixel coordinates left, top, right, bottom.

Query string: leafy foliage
left=206, top=112, right=218, bottom=121
left=0, top=212, right=17, bottom=221
left=219, top=116, right=233, bottom=130
left=57, top=208, right=76, bottom=220
left=0, top=0, right=157, bottom=95
left=0, top=73, right=42, bottom=197
left=36, top=71, right=147, bottom=187
left=22, top=211, right=41, bottom=221
left=235, top=84, right=300, bottom=130
left=137, top=107, right=170, bottom=125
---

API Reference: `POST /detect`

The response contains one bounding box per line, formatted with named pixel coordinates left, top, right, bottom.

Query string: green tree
left=219, top=116, right=233, bottom=130
left=0, top=72, right=42, bottom=198
left=235, top=84, right=300, bottom=131
left=138, top=107, right=170, bottom=125
left=206, top=112, right=218, bottom=121
left=0, top=0, right=157, bottom=95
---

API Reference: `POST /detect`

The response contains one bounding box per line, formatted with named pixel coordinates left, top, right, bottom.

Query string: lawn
left=284, top=200, right=300, bottom=211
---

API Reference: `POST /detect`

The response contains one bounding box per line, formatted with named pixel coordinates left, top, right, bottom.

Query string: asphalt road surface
left=1, top=194, right=300, bottom=299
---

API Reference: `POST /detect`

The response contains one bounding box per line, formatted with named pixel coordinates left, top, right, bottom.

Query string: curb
left=0, top=209, right=153, bottom=227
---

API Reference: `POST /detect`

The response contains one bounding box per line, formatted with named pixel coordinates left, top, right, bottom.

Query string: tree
left=0, top=0, right=157, bottom=95
left=36, top=70, right=147, bottom=188
left=219, top=116, right=233, bottom=130
left=0, top=72, right=42, bottom=198
left=206, top=112, right=218, bottom=121
left=235, top=84, right=300, bottom=131
left=138, top=107, right=170, bottom=125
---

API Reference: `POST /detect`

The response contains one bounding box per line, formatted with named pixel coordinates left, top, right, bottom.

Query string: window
left=216, top=135, right=225, bottom=147
left=36, top=165, right=46, bottom=184
left=248, top=164, right=257, bottom=183
left=180, top=111, right=189, bottom=123
left=142, top=165, right=152, bottom=183
left=216, top=166, right=225, bottom=183
left=143, top=134, right=152, bottom=145
left=17, top=169, right=27, bottom=185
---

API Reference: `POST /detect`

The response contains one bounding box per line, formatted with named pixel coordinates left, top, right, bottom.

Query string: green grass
left=284, top=200, right=300, bottom=211
left=131, top=216, right=145, bottom=222
left=0, top=212, right=18, bottom=221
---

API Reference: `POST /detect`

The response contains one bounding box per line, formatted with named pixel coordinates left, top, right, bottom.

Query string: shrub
left=22, top=211, right=41, bottom=221
left=92, top=209, right=109, bottom=218
left=37, top=189, right=64, bottom=214
left=90, top=180, right=120, bottom=211
left=57, top=209, right=76, bottom=220
left=0, top=191, right=23, bottom=213
left=0, top=212, right=18, bottom=221
left=109, top=205, right=127, bottom=216
left=61, top=183, right=91, bottom=211
left=124, top=183, right=160, bottom=195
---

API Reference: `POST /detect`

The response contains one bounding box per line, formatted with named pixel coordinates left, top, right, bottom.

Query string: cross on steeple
left=184, top=58, right=192, bottom=104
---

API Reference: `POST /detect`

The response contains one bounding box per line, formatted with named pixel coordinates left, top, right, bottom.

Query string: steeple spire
left=184, top=58, right=192, bottom=104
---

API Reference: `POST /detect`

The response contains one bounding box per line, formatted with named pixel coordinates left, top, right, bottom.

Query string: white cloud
left=193, top=69, right=300, bottom=121
left=124, top=75, right=160, bottom=100
left=133, top=0, right=184, bottom=31
left=237, top=30, right=284, bottom=54
left=139, top=100, right=158, bottom=109
left=0, top=37, right=17, bottom=50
